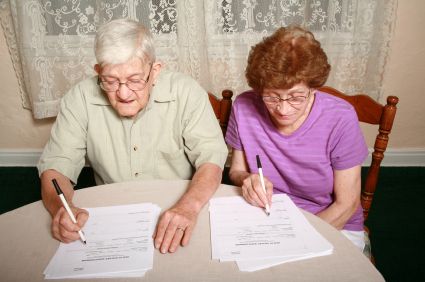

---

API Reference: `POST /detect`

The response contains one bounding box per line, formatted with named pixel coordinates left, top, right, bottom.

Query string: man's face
left=94, top=57, right=162, bottom=119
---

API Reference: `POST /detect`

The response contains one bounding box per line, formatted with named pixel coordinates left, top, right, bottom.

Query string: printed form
left=44, top=203, right=161, bottom=279
left=209, top=194, right=333, bottom=271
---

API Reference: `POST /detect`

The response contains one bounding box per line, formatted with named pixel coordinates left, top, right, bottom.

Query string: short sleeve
left=330, top=107, right=369, bottom=170
left=37, top=85, right=88, bottom=184
left=180, top=82, right=228, bottom=170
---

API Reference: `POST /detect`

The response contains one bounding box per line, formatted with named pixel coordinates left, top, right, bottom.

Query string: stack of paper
left=209, top=194, right=333, bottom=271
left=44, top=203, right=161, bottom=279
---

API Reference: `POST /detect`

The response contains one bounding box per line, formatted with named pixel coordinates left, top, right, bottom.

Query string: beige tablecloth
left=0, top=180, right=384, bottom=281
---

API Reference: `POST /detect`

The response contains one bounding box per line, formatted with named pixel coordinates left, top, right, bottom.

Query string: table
left=0, top=180, right=384, bottom=281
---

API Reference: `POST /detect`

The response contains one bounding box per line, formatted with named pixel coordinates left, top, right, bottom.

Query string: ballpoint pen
left=52, top=179, right=87, bottom=244
left=256, top=155, right=270, bottom=216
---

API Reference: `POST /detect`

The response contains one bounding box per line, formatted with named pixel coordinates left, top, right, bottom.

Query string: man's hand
left=152, top=163, right=222, bottom=253
left=240, top=173, right=274, bottom=209
left=52, top=205, right=89, bottom=243
left=41, top=169, right=89, bottom=244
left=152, top=202, right=198, bottom=253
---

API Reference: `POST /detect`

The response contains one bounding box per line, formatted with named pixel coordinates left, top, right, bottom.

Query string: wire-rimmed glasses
left=262, top=88, right=312, bottom=106
left=97, top=65, right=152, bottom=92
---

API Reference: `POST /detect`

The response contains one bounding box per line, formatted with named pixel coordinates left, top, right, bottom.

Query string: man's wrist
left=175, top=196, right=204, bottom=214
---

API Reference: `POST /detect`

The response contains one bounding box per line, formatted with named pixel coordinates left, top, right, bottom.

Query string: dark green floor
left=1, top=167, right=424, bottom=281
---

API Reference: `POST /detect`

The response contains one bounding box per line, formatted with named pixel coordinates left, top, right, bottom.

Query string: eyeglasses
left=97, top=65, right=152, bottom=92
left=262, top=88, right=311, bottom=106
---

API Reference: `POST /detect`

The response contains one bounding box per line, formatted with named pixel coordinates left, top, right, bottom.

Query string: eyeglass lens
left=100, top=80, right=147, bottom=91
left=263, top=96, right=306, bottom=105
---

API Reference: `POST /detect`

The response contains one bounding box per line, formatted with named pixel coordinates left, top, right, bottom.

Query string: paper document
left=209, top=194, right=333, bottom=271
left=44, top=203, right=161, bottom=279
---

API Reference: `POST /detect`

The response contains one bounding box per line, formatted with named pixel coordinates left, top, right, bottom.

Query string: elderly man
left=38, top=19, right=228, bottom=254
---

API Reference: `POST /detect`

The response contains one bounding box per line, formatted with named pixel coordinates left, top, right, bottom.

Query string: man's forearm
left=40, top=169, right=75, bottom=217
left=178, top=163, right=223, bottom=212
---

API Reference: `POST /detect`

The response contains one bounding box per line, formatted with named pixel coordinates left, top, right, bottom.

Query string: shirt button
left=134, top=146, right=138, bottom=151
left=135, top=173, right=139, bottom=177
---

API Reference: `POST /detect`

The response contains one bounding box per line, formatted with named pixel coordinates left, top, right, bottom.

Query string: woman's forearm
left=315, top=200, right=360, bottom=230
left=228, top=170, right=251, bottom=187
left=319, top=165, right=362, bottom=230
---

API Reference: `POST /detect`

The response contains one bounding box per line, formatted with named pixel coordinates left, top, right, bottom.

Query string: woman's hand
left=240, top=173, right=274, bottom=208
left=228, top=148, right=274, bottom=208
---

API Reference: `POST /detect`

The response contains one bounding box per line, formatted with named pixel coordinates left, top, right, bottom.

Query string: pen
left=52, top=179, right=87, bottom=244
left=256, top=155, right=270, bottom=216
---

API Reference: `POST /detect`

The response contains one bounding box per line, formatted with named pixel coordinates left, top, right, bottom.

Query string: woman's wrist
left=229, top=170, right=251, bottom=187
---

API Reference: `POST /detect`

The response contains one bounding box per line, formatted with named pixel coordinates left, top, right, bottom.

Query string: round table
left=0, top=180, right=384, bottom=281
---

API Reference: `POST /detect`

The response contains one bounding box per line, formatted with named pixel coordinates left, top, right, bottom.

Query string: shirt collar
left=149, top=70, right=175, bottom=103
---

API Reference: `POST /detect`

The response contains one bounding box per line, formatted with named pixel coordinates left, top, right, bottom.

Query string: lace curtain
left=0, top=0, right=398, bottom=119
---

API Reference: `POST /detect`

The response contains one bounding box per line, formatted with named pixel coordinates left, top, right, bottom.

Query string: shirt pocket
left=154, top=148, right=194, bottom=179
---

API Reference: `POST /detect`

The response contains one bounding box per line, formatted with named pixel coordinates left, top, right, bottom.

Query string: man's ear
left=94, top=64, right=100, bottom=75
left=151, top=61, right=163, bottom=86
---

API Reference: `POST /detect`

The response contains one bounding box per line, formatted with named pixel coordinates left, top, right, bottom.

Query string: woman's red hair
left=245, top=24, right=331, bottom=92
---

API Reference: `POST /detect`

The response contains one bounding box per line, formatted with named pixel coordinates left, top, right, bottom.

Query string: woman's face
left=262, top=82, right=316, bottom=135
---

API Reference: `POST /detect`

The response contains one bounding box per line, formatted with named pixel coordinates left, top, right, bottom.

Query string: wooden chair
left=208, top=90, right=233, bottom=184
left=318, top=86, right=399, bottom=266
left=208, top=90, right=233, bottom=137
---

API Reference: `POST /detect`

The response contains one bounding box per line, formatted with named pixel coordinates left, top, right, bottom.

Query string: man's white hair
left=94, top=18, right=155, bottom=68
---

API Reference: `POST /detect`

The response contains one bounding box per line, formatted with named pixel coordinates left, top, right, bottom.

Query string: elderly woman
left=225, top=24, right=369, bottom=251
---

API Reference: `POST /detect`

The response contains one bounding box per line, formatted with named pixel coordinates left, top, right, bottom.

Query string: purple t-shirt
left=225, top=90, right=369, bottom=231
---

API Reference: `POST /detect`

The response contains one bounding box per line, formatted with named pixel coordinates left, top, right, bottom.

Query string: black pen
left=256, top=155, right=270, bottom=216
left=52, top=179, right=87, bottom=244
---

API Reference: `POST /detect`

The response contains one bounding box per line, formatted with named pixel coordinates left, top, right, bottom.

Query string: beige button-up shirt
left=38, top=70, right=228, bottom=185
